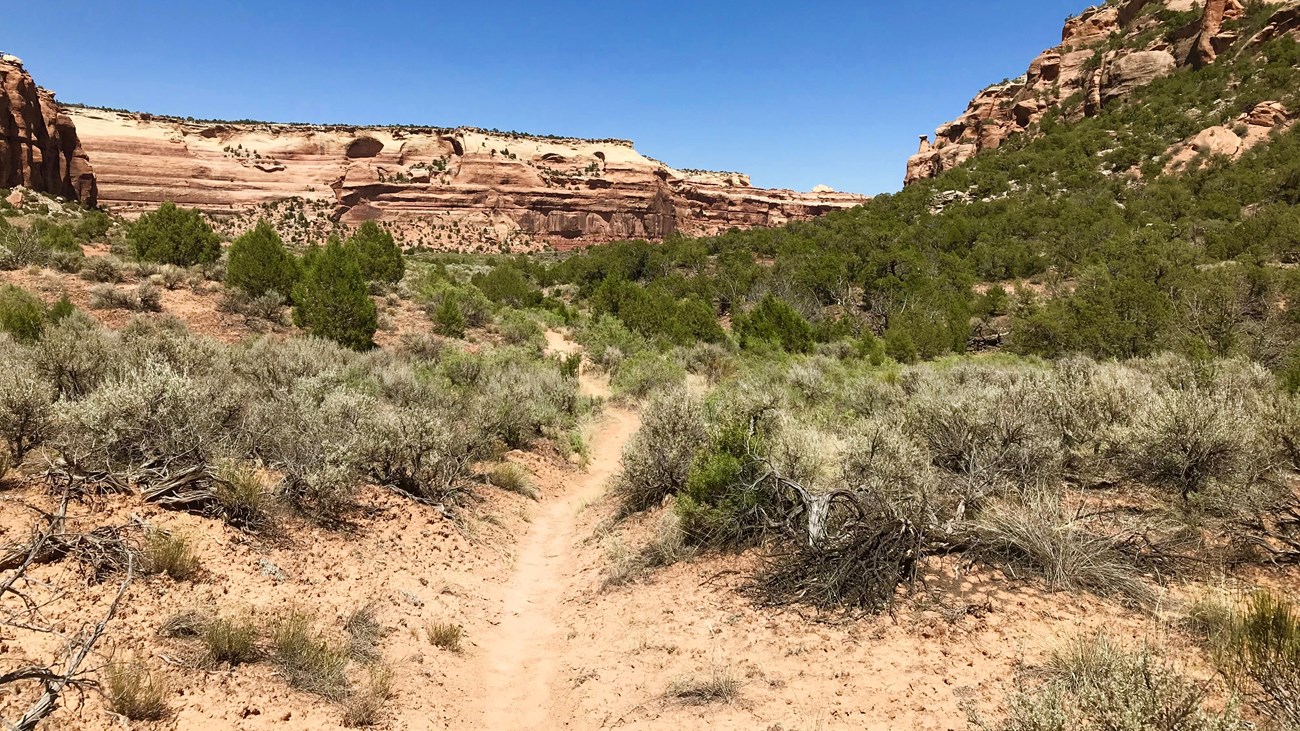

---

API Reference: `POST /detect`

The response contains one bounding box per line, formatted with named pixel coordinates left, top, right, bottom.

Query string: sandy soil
left=0, top=329, right=1276, bottom=731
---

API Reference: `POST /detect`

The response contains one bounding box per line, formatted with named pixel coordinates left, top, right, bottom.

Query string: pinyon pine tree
left=127, top=202, right=221, bottom=266
left=226, top=220, right=300, bottom=298
left=293, top=237, right=377, bottom=350
left=346, top=221, right=405, bottom=283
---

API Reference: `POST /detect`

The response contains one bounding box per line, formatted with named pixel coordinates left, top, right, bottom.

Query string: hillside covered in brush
left=540, top=0, right=1300, bottom=383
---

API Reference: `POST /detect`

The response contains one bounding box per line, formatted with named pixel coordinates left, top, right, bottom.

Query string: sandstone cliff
left=65, top=108, right=865, bottom=251
left=0, top=55, right=96, bottom=205
left=904, top=0, right=1298, bottom=186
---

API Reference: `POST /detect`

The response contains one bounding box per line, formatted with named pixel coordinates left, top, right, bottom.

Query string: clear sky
left=2, top=1, right=1087, bottom=195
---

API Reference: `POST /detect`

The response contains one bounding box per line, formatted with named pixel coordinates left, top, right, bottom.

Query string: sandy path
left=478, top=348, right=637, bottom=729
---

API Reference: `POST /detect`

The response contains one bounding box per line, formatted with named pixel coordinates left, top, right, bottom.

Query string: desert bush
left=34, top=312, right=112, bottom=398
left=973, top=636, right=1244, bottom=731
left=155, top=264, right=187, bottom=290
left=0, top=284, right=47, bottom=342
left=733, top=295, right=814, bottom=353
left=293, top=238, right=377, bottom=350
left=128, top=202, right=221, bottom=265
left=575, top=314, right=646, bottom=371
left=219, top=287, right=288, bottom=324
left=142, top=530, right=201, bottom=581
left=88, top=282, right=162, bottom=311
left=614, top=387, right=706, bottom=515
left=359, top=403, right=475, bottom=502
left=226, top=220, right=300, bottom=298
left=0, top=226, right=48, bottom=269
left=79, top=255, right=123, bottom=282
left=49, top=248, right=85, bottom=273
left=53, top=361, right=230, bottom=474
left=1126, top=386, right=1267, bottom=499
left=488, top=462, right=537, bottom=500
left=104, top=661, right=172, bottom=721
left=202, top=613, right=260, bottom=666
left=271, top=607, right=351, bottom=699
left=432, top=295, right=465, bottom=338
left=0, top=362, right=56, bottom=463
left=425, top=621, right=463, bottom=652
left=611, top=350, right=687, bottom=400
left=683, top=341, right=735, bottom=384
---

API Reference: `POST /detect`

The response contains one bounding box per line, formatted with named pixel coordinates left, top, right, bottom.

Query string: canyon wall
left=66, top=108, right=866, bottom=251
left=904, top=0, right=1298, bottom=186
left=0, top=55, right=96, bottom=205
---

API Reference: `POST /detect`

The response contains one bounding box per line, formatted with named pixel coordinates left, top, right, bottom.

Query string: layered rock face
left=66, top=108, right=866, bottom=250
left=0, top=55, right=96, bottom=205
left=904, top=0, right=1296, bottom=186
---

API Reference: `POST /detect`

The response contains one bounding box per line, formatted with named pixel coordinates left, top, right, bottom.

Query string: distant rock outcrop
left=64, top=108, right=867, bottom=251
left=0, top=55, right=96, bottom=205
left=903, top=0, right=1295, bottom=186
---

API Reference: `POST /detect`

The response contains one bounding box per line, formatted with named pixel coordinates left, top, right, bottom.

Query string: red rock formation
left=902, top=0, right=1291, bottom=186
left=0, top=55, right=96, bottom=205
left=65, top=108, right=866, bottom=251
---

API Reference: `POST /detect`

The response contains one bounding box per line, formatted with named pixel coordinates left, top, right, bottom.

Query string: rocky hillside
left=905, top=0, right=1300, bottom=185
left=62, top=106, right=865, bottom=252
left=0, top=54, right=96, bottom=205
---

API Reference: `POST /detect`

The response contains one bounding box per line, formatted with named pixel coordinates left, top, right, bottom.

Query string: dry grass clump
left=271, top=608, right=351, bottom=700
left=487, top=462, right=538, bottom=500
left=104, top=660, right=172, bottom=721
left=968, top=497, right=1153, bottom=606
left=424, top=621, right=464, bottom=653
left=666, top=665, right=741, bottom=705
left=342, top=664, right=395, bottom=727
left=345, top=604, right=387, bottom=663
left=202, top=613, right=260, bottom=666
left=213, top=460, right=276, bottom=531
left=971, top=634, right=1244, bottom=731
left=141, top=529, right=201, bottom=581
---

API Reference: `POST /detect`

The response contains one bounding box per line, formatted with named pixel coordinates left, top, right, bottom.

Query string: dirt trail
left=478, top=342, right=637, bottom=730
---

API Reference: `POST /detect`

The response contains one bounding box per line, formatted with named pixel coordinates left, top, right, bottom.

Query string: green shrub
left=346, top=221, right=405, bottom=283
left=432, top=296, right=465, bottom=338
left=1211, top=592, right=1300, bottom=729
left=611, top=350, right=687, bottom=400
left=293, top=238, right=377, bottom=350
left=497, top=309, right=544, bottom=348
left=128, top=202, right=221, bottom=265
left=0, top=285, right=47, bottom=342
left=226, top=220, right=300, bottom=298
left=733, top=295, right=814, bottom=353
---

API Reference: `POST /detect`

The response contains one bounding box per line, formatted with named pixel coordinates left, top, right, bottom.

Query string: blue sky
left=3, top=1, right=1086, bottom=194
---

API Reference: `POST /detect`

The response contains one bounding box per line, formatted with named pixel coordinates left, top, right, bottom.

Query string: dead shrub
left=345, top=604, right=387, bottom=663
left=342, top=664, right=395, bottom=727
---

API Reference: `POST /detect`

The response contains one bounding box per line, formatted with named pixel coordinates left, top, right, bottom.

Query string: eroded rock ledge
left=65, top=107, right=866, bottom=250
left=0, top=55, right=96, bottom=205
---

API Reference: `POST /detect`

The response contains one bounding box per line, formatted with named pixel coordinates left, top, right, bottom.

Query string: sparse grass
left=271, top=608, right=351, bottom=700
left=345, top=604, right=387, bottom=663
left=487, top=462, right=538, bottom=500
left=202, top=613, right=260, bottom=666
left=424, top=621, right=464, bottom=653
left=666, top=665, right=741, bottom=705
left=342, top=664, right=395, bottom=728
left=971, top=634, right=1244, bottom=731
left=214, top=460, right=275, bottom=531
left=104, top=660, right=171, bottom=721
left=141, top=530, right=201, bottom=581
